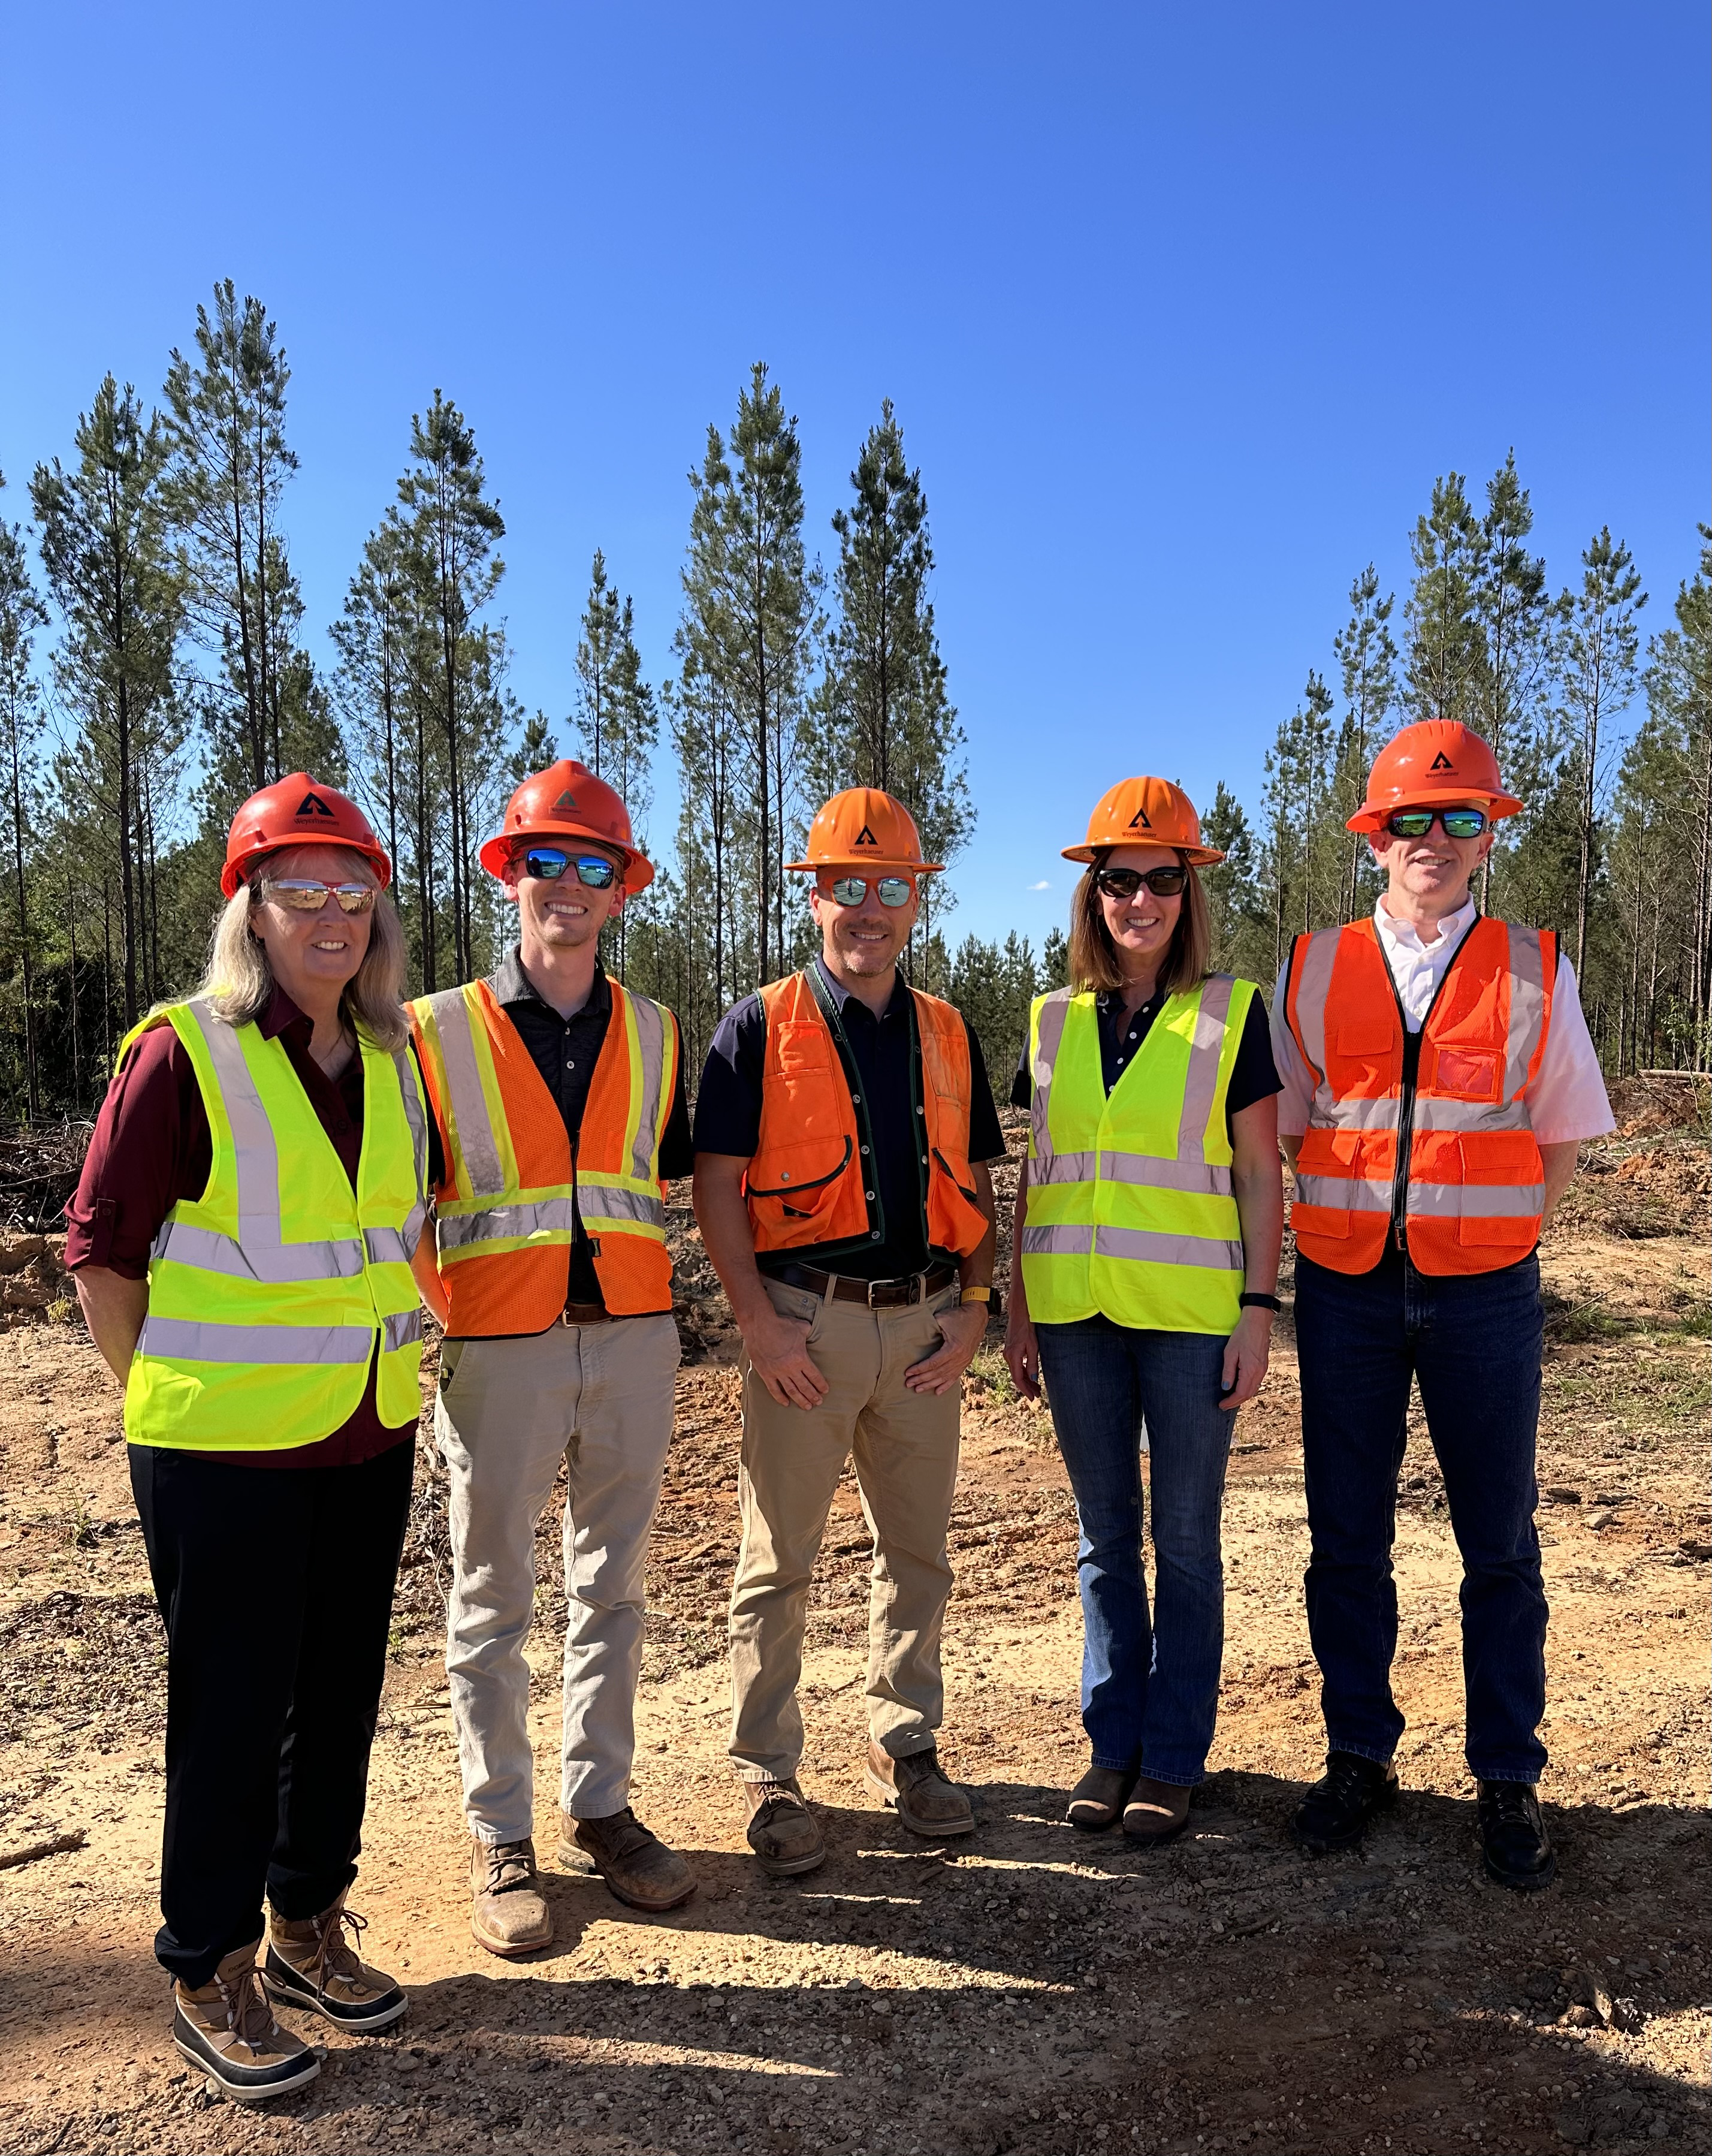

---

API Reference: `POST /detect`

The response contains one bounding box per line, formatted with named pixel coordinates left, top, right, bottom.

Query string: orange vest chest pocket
left=1430, top=1040, right=1502, bottom=1099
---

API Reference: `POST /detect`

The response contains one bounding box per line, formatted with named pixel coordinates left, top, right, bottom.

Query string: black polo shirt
left=693, top=957, right=1007, bottom=1282
left=1010, top=986, right=1281, bottom=1138
left=488, top=948, right=694, bottom=1313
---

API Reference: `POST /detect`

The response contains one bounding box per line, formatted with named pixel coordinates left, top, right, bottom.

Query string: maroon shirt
left=66, top=987, right=441, bottom=1469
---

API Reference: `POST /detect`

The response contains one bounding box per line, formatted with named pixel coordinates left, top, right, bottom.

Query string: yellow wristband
left=959, top=1285, right=992, bottom=1305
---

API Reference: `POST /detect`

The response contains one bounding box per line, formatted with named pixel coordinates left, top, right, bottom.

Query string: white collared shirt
left=1270, top=895, right=1616, bottom=1145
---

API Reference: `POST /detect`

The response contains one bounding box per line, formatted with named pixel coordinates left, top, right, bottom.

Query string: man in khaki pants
left=693, top=788, right=1003, bottom=1875
left=412, top=761, right=695, bottom=1955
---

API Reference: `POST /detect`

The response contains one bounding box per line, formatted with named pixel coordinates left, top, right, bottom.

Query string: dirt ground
left=0, top=1085, right=1707, bottom=2156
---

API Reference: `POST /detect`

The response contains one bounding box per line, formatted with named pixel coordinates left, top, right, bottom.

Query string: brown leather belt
left=769, top=1261, right=958, bottom=1309
left=560, top=1301, right=610, bottom=1326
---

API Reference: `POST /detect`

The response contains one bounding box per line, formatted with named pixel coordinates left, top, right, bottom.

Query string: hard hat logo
left=853, top=826, right=878, bottom=848
left=1347, top=719, right=1524, bottom=834
left=1126, top=806, right=1153, bottom=830
left=295, top=792, right=336, bottom=819
left=552, top=791, right=578, bottom=812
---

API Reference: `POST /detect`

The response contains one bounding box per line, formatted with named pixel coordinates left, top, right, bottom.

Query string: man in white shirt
left=1270, top=720, right=1613, bottom=1892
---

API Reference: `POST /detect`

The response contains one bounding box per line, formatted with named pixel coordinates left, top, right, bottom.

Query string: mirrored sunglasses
left=826, top=874, right=915, bottom=908
left=1095, top=865, right=1188, bottom=900
left=1385, top=808, right=1489, bottom=840
left=522, top=848, right=618, bottom=889
left=259, top=878, right=376, bottom=914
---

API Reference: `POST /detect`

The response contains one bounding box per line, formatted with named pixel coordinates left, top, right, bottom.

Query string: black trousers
left=129, top=1437, right=414, bottom=1988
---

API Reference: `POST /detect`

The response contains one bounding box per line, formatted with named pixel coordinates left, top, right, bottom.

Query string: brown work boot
left=1122, top=1776, right=1192, bottom=1844
left=743, top=1778, right=826, bottom=1877
left=1067, top=1763, right=1138, bottom=1833
left=865, top=1742, right=976, bottom=1837
left=469, top=1837, right=554, bottom=1958
left=558, top=1807, right=696, bottom=1912
left=172, top=1942, right=321, bottom=2103
left=264, top=1891, right=407, bottom=2034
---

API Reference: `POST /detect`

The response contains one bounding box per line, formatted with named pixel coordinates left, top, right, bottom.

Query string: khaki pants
left=437, top=1314, right=680, bottom=1840
left=729, top=1276, right=964, bottom=1783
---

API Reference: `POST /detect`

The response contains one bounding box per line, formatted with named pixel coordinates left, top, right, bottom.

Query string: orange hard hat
left=785, top=788, right=943, bottom=874
left=478, top=759, right=654, bottom=892
left=1347, top=719, right=1524, bottom=833
left=1062, top=776, right=1225, bottom=867
left=222, top=773, right=391, bottom=898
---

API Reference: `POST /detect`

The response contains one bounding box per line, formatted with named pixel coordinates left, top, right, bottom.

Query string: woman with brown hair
left=1004, top=777, right=1283, bottom=1843
left=67, top=775, right=440, bottom=2101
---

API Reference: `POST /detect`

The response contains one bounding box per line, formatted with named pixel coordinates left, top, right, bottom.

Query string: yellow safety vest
left=1020, top=976, right=1255, bottom=1335
left=122, top=997, right=430, bottom=1450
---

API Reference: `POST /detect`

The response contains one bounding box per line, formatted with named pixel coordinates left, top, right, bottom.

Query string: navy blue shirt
left=693, top=958, right=1007, bottom=1283
left=1010, top=985, right=1281, bottom=1139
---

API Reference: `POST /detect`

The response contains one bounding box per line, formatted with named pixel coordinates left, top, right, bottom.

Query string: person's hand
left=905, top=1301, right=989, bottom=1395
left=1218, top=1306, right=1273, bottom=1411
left=741, top=1301, right=829, bottom=1411
left=1004, top=1308, right=1042, bottom=1402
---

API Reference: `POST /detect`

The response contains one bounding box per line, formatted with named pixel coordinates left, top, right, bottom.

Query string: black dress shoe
left=1478, top=1781, right=1556, bottom=1892
left=1291, top=1751, right=1400, bottom=1853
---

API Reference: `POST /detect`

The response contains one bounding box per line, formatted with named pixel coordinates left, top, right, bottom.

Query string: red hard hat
left=1348, top=720, right=1524, bottom=833
left=222, top=774, right=391, bottom=897
left=785, top=788, right=942, bottom=874
left=478, top=759, right=654, bottom=892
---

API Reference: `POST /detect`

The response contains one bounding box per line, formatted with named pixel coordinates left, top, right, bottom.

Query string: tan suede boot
left=172, top=1943, right=321, bottom=2103
left=470, top=1837, right=554, bottom=1958
left=558, top=1807, right=696, bottom=1911
left=744, top=1778, right=826, bottom=1877
left=264, top=1892, right=406, bottom=2033
left=864, top=1743, right=976, bottom=1836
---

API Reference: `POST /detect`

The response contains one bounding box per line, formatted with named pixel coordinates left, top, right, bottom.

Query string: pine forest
left=1, top=284, right=1708, bottom=1145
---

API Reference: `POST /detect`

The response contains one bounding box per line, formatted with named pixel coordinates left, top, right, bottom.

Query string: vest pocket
left=1432, top=1041, right=1501, bottom=1098
left=1455, top=1131, right=1543, bottom=1244
left=747, top=1135, right=853, bottom=1220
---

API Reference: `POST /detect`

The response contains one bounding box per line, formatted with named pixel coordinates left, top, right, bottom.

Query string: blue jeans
left=1294, top=1248, right=1548, bottom=1783
left=1034, top=1317, right=1233, bottom=1786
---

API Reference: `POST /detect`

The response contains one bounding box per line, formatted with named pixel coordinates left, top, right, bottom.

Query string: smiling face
left=246, top=844, right=376, bottom=1006
left=808, top=870, right=920, bottom=982
left=501, top=840, right=627, bottom=960
left=1368, top=804, right=1494, bottom=914
left=1097, top=843, right=1183, bottom=976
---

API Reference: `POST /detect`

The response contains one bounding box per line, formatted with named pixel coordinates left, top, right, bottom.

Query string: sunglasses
left=825, top=874, right=915, bottom=908
left=520, top=848, right=620, bottom=889
left=1385, top=808, right=1489, bottom=840
left=1095, top=865, right=1188, bottom=900
left=259, top=878, right=376, bottom=915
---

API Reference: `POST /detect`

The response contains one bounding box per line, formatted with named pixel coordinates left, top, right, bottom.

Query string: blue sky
left=2, top=2, right=1706, bottom=948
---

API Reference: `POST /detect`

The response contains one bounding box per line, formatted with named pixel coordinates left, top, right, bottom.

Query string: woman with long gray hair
left=67, top=774, right=442, bottom=2103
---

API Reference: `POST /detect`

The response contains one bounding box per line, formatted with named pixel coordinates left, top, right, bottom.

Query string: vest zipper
left=1382, top=919, right=1474, bottom=1253
left=805, top=964, right=888, bottom=1253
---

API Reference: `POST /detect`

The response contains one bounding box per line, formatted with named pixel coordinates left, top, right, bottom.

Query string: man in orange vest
left=693, top=789, right=1005, bottom=1877
left=410, top=762, right=696, bottom=1954
left=1272, top=721, right=1614, bottom=1889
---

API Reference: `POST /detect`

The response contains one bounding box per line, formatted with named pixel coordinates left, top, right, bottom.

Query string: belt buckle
left=866, top=1273, right=920, bottom=1308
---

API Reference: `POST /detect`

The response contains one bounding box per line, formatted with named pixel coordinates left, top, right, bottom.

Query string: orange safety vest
left=744, top=969, right=988, bottom=1263
left=410, top=976, right=678, bottom=1334
left=1284, top=915, right=1556, bottom=1277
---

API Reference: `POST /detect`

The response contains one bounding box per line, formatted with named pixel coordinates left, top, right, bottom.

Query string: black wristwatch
left=1239, top=1292, right=1282, bottom=1313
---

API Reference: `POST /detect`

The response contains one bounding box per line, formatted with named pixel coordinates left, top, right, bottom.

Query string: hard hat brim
left=479, top=824, right=655, bottom=892
left=1346, top=786, right=1524, bottom=835
left=784, top=857, right=943, bottom=875
left=1061, top=843, right=1226, bottom=868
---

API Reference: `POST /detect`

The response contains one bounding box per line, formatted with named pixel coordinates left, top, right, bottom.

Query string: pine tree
left=1471, top=454, right=1558, bottom=909
left=32, top=378, right=182, bottom=1031
left=812, top=399, right=971, bottom=960
left=1404, top=474, right=1485, bottom=729
left=396, top=392, right=506, bottom=985
left=0, top=474, right=48, bottom=1117
left=675, top=366, right=818, bottom=991
left=1200, top=779, right=1270, bottom=979
left=1561, top=529, right=1645, bottom=975
left=163, top=282, right=298, bottom=796
left=1331, top=566, right=1397, bottom=920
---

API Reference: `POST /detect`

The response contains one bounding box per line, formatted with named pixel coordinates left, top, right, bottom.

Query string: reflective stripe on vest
left=1285, top=916, right=1556, bottom=1277
left=122, top=998, right=429, bottom=1451
left=1021, top=976, right=1253, bottom=1335
left=412, top=975, right=677, bottom=1329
